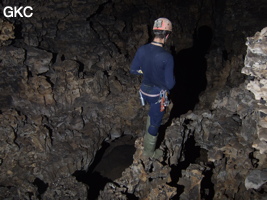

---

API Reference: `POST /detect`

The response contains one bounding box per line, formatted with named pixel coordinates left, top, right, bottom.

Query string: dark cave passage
left=73, top=136, right=136, bottom=199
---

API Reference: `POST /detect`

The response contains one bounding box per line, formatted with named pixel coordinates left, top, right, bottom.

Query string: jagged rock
left=178, top=164, right=205, bottom=200
left=252, top=139, right=267, bottom=154
left=241, top=27, right=267, bottom=154
left=0, top=19, right=15, bottom=46
left=164, top=123, right=184, bottom=166
left=20, top=75, right=55, bottom=105
left=246, top=27, right=267, bottom=56
left=110, top=126, right=123, bottom=140
left=242, top=27, right=267, bottom=102
left=44, top=175, right=88, bottom=199
left=0, top=46, right=25, bottom=66
left=25, top=47, right=53, bottom=75
left=245, top=169, right=267, bottom=190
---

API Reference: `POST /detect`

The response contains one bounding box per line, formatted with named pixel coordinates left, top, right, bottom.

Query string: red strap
left=160, top=97, right=165, bottom=112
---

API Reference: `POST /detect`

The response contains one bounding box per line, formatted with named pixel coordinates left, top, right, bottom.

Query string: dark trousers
left=140, top=84, right=165, bottom=136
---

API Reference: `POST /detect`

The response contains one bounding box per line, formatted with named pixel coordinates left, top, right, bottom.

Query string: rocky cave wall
left=0, top=0, right=267, bottom=199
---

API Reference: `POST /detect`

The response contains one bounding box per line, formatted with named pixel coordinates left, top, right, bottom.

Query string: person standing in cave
left=130, top=18, right=175, bottom=159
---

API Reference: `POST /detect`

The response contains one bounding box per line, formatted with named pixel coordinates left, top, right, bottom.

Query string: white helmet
left=153, top=18, right=172, bottom=32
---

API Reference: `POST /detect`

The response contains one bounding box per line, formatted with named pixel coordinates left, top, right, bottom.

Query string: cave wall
left=0, top=0, right=267, bottom=199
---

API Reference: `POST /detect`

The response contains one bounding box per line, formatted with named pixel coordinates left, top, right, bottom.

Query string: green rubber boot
left=143, top=132, right=163, bottom=159
left=143, top=116, right=163, bottom=159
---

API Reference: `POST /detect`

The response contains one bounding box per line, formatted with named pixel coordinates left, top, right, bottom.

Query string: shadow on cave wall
left=169, top=25, right=213, bottom=120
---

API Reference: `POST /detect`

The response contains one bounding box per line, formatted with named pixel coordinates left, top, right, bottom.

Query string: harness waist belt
left=140, top=89, right=160, bottom=97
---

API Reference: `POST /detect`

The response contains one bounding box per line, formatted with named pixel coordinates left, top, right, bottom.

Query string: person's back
left=131, top=43, right=175, bottom=90
left=130, top=18, right=175, bottom=159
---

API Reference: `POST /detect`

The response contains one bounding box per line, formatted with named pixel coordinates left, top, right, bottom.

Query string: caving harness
left=139, top=89, right=170, bottom=112
left=158, top=89, right=170, bottom=111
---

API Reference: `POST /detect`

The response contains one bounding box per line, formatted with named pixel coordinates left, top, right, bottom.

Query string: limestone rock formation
left=242, top=27, right=267, bottom=154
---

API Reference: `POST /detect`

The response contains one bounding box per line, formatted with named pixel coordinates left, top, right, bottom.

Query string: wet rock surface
left=0, top=0, right=267, bottom=199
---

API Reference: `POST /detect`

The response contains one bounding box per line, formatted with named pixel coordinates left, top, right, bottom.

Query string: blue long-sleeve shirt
left=130, top=43, right=175, bottom=91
